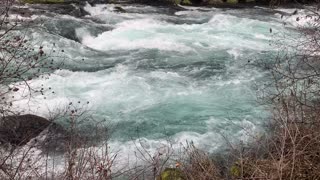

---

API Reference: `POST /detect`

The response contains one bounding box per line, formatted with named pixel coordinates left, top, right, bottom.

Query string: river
left=11, top=3, right=307, bottom=167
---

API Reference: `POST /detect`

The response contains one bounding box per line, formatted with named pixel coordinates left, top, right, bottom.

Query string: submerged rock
left=40, top=17, right=112, bottom=43
left=114, top=6, right=126, bottom=13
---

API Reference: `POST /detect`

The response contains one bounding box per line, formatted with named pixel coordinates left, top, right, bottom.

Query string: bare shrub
left=177, top=142, right=222, bottom=180
left=0, top=0, right=63, bottom=117
left=230, top=8, right=320, bottom=180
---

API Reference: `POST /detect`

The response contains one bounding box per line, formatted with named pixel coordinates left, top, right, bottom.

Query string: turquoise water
left=12, top=4, right=304, bottom=158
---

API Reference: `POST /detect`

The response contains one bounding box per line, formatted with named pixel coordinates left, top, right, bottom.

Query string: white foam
left=10, top=65, right=199, bottom=117
left=177, top=4, right=216, bottom=11
left=227, top=48, right=242, bottom=60
left=106, top=115, right=260, bottom=170
left=82, top=18, right=193, bottom=52
left=81, top=12, right=276, bottom=53
left=83, top=3, right=111, bottom=16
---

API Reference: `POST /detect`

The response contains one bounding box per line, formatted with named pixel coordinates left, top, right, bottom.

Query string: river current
left=11, top=3, right=307, bottom=165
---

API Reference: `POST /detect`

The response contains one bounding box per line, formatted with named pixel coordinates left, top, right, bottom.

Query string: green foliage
left=22, top=0, right=65, bottom=4
left=159, top=168, right=184, bottom=180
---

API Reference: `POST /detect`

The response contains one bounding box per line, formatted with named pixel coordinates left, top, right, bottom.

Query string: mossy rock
left=159, top=168, right=184, bottom=180
left=173, top=0, right=181, bottom=4
left=207, top=0, right=224, bottom=4
left=181, top=0, right=192, bottom=5
left=226, top=0, right=238, bottom=3
left=22, top=0, right=65, bottom=3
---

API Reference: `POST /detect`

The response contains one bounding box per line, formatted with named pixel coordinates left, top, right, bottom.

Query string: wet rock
left=27, top=4, right=90, bottom=17
left=22, top=0, right=65, bottom=3
left=114, top=6, right=127, bottom=13
left=21, top=0, right=113, bottom=5
left=34, top=120, right=70, bottom=153
left=40, top=17, right=112, bottom=43
left=0, top=114, right=65, bottom=146
left=0, top=114, right=81, bottom=153
left=9, top=7, right=34, bottom=17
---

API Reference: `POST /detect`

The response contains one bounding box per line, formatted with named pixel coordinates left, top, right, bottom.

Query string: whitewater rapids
left=10, top=3, right=308, bottom=168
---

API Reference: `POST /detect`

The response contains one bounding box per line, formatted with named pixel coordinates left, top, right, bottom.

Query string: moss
left=22, top=0, right=65, bottom=4
left=159, top=168, right=184, bottom=180
left=181, top=0, right=192, bottom=5
left=230, top=165, right=240, bottom=177
left=173, top=0, right=181, bottom=4
left=207, top=0, right=224, bottom=4
left=226, top=0, right=238, bottom=3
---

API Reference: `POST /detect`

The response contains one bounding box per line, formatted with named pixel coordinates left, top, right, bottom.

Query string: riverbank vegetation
left=1, top=0, right=320, bottom=179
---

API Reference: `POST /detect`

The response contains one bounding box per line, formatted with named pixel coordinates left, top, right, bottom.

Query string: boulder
left=0, top=114, right=110, bottom=153
left=0, top=114, right=66, bottom=146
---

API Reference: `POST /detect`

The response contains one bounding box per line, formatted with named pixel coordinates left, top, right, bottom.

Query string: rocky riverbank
left=18, top=0, right=266, bottom=8
left=13, top=0, right=310, bottom=22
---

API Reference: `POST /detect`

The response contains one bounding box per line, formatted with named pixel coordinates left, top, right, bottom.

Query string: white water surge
left=10, top=3, right=306, bottom=169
